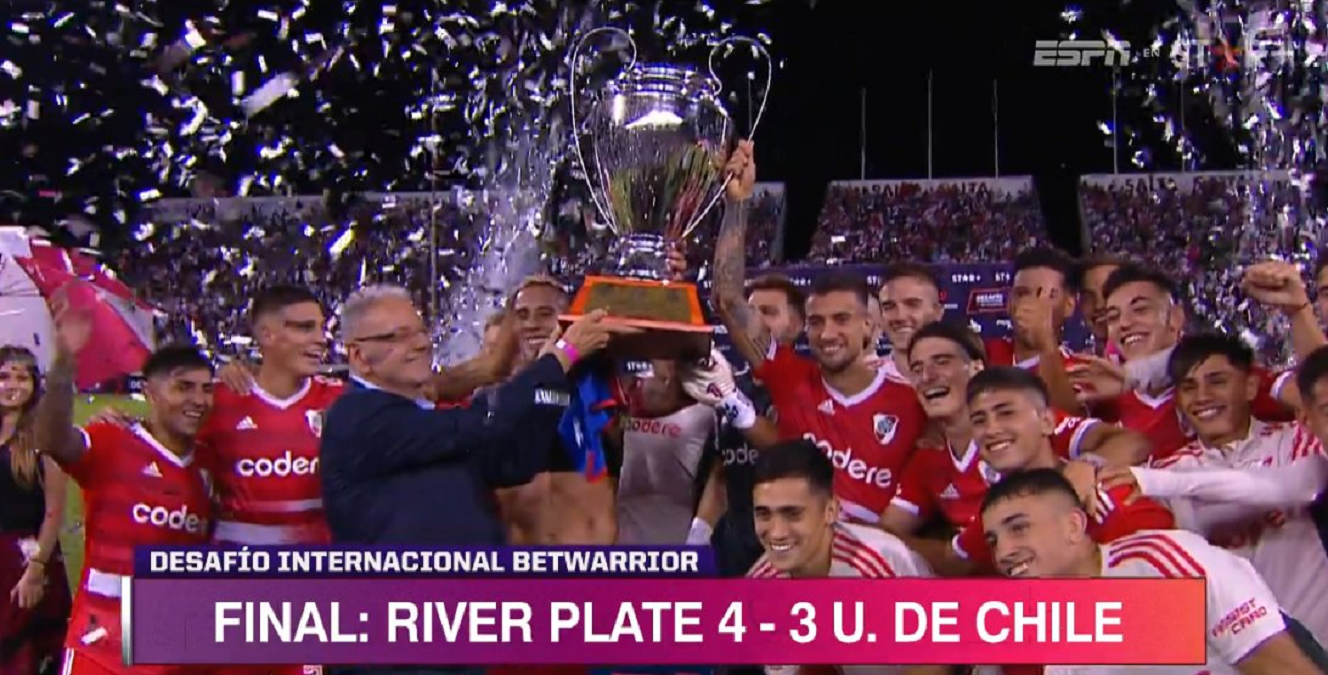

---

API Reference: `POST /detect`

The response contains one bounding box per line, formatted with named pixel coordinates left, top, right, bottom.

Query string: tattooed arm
left=711, top=141, right=771, bottom=370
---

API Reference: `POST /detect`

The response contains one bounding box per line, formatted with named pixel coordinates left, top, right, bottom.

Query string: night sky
left=751, top=0, right=1220, bottom=258
left=3, top=0, right=1241, bottom=257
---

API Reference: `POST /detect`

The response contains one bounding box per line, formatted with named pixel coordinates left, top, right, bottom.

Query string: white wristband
left=720, top=391, right=758, bottom=430
left=686, top=517, right=714, bottom=545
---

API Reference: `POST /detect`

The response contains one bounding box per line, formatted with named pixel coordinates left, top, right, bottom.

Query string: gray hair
left=339, top=284, right=415, bottom=345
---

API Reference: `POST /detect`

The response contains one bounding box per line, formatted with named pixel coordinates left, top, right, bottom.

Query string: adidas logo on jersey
left=142, top=462, right=162, bottom=478
left=939, top=484, right=960, bottom=500
left=817, top=400, right=835, bottom=415
left=236, top=417, right=258, bottom=430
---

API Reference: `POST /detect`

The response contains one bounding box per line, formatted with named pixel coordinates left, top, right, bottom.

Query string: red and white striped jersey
left=891, top=411, right=1102, bottom=529
left=198, top=377, right=344, bottom=544
left=1116, top=368, right=1293, bottom=462
left=1047, top=530, right=1287, bottom=675
left=953, top=480, right=1175, bottom=568
left=751, top=523, right=931, bottom=675
left=1142, top=420, right=1328, bottom=647
left=747, top=522, right=933, bottom=579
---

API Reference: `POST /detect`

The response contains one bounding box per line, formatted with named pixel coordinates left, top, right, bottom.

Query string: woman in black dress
left=0, top=346, right=72, bottom=675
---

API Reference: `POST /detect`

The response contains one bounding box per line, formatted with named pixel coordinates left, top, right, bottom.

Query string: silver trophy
left=561, top=27, right=771, bottom=358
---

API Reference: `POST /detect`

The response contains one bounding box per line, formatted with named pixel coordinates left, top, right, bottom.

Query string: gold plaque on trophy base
left=559, top=275, right=713, bottom=360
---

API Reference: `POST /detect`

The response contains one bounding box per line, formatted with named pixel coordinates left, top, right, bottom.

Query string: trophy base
left=560, top=276, right=714, bottom=361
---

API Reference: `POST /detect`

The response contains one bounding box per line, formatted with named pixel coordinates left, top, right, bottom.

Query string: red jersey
left=1116, top=367, right=1293, bottom=461
left=198, top=377, right=344, bottom=545
left=757, top=344, right=926, bottom=524
left=983, top=337, right=1086, bottom=371
left=891, top=411, right=1102, bottom=528
left=59, top=423, right=212, bottom=673
left=953, top=481, right=1175, bottom=567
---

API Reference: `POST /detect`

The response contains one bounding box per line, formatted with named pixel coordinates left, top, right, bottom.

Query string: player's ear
left=1064, top=506, right=1091, bottom=544
left=1166, top=304, right=1186, bottom=334
left=1059, top=284, right=1077, bottom=313
left=141, top=377, right=161, bottom=407
left=824, top=495, right=840, bottom=526
left=1037, top=404, right=1057, bottom=437
left=1244, top=371, right=1260, bottom=403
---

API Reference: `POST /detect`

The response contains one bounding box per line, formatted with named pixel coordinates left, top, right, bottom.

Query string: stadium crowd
left=112, top=185, right=786, bottom=359
left=1079, top=173, right=1305, bottom=365
left=3, top=140, right=1328, bottom=675
left=807, top=180, right=1047, bottom=264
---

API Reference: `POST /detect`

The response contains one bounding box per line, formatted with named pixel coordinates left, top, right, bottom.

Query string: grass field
left=60, top=395, right=150, bottom=590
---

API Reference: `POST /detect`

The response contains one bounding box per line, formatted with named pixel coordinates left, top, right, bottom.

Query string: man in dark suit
left=321, top=284, right=632, bottom=547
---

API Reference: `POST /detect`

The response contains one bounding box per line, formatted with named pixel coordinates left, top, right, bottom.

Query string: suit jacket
left=320, top=355, right=572, bottom=675
left=320, top=354, right=570, bottom=547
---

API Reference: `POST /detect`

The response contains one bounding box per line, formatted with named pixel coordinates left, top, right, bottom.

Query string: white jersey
left=615, top=404, right=717, bottom=545
left=752, top=523, right=933, bottom=675
left=1133, top=420, right=1328, bottom=646
left=1047, top=530, right=1287, bottom=675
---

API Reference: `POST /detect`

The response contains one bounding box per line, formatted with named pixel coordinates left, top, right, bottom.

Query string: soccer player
left=1299, top=344, right=1328, bottom=443
left=980, top=469, right=1323, bottom=675
left=200, top=286, right=343, bottom=548
left=494, top=276, right=616, bottom=545
left=1075, top=255, right=1123, bottom=359
left=947, top=367, right=1174, bottom=570
left=1097, top=333, right=1328, bottom=646
left=681, top=344, right=784, bottom=576
left=876, top=262, right=945, bottom=385
left=746, top=439, right=949, bottom=675
left=35, top=303, right=214, bottom=675
left=725, top=270, right=927, bottom=525
left=881, top=323, right=1150, bottom=546
left=708, top=146, right=922, bottom=520
left=1070, top=263, right=1295, bottom=461
left=985, top=247, right=1086, bottom=413
left=613, top=359, right=720, bottom=545
left=706, top=141, right=812, bottom=576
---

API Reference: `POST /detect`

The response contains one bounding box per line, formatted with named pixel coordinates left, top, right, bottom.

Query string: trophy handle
left=677, top=36, right=774, bottom=241
left=568, top=26, right=638, bottom=233
left=708, top=36, right=773, bottom=137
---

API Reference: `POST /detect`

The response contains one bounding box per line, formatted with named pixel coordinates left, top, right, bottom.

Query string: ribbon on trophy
left=557, top=362, right=622, bottom=482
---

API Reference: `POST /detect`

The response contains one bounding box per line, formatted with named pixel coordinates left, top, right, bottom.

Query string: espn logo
left=966, top=288, right=1008, bottom=315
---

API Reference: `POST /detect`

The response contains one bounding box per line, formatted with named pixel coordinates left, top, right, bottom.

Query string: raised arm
left=711, top=141, right=771, bottom=370
left=1242, top=261, right=1327, bottom=365
left=35, top=298, right=92, bottom=467
left=430, top=312, right=519, bottom=402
